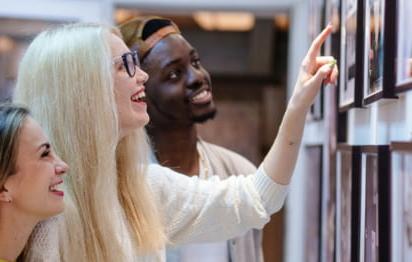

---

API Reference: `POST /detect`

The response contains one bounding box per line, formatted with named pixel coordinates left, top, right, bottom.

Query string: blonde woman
left=14, top=23, right=337, bottom=261
left=0, top=105, right=68, bottom=262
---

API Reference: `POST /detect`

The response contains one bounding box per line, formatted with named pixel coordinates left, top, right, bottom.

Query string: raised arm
left=262, top=25, right=338, bottom=185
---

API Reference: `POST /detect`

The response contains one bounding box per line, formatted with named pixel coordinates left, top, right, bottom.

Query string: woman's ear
left=0, top=185, right=12, bottom=203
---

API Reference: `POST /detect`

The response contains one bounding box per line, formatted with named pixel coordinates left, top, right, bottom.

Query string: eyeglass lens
left=123, top=52, right=140, bottom=78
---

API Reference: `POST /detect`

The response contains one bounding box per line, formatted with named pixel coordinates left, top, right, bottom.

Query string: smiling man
left=120, top=17, right=263, bottom=262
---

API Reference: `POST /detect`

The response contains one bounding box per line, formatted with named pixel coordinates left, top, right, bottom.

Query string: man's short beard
left=191, top=109, right=217, bottom=123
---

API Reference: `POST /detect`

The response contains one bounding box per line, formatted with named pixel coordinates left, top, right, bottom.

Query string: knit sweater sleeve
left=146, top=164, right=288, bottom=246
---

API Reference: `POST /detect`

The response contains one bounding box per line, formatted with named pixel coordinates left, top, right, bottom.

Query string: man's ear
left=0, top=185, right=12, bottom=203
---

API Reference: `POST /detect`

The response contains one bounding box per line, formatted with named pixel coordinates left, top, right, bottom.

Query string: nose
left=186, top=67, right=203, bottom=89
left=55, top=157, right=69, bottom=176
left=135, top=67, right=149, bottom=84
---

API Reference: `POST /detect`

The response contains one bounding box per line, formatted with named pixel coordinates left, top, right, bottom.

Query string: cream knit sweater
left=26, top=164, right=288, bottom=261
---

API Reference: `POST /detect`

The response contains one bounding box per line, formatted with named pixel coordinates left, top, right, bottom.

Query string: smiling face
left=2, top=117, right=68, bottom=220
left=142, top=34, right=216, bottom=128
left=110, top=33, right=150, bottom=138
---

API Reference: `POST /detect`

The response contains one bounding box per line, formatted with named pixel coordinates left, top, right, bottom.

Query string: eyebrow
left=160, top=48, right=198, bottom=69
left=38, top=142, right=50, bottom=151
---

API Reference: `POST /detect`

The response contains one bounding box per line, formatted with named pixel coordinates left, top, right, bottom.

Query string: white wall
left=0, top=0, right=112, bottom=23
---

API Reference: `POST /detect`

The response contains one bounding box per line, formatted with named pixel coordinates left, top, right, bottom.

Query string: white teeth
left=132, top=91, right=145, bottom=101
left=193, top=90, right=208, bottom=101
left=49, top=183, right=63, bottom=192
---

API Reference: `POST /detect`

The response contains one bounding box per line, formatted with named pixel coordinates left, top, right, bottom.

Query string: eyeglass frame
left=112, top=50, right=140, bottom=78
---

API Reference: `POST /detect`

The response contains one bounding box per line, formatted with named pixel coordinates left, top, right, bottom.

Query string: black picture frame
left=308, top=0, right=326, bottom=121
left=362, top=0, right=397, bottom=105
left=309, top=0, right=325, bottom=121
left=322, top=145, right=337, bottom=262
left=390, top=142, right=412, bottom=261
left=394, top=0, right=412, bottom=92
left=358, top=145, right=391, bottom=262
left=336, top=144, right=361, bottom=261
left=304, top=145, right=323, bottom=262
left=339, top=0, right=363, bottom=111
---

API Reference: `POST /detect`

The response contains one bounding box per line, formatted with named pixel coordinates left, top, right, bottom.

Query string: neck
left=148, top=124, right=199, bottom=176
left=0, top=206, right=39, bottom=261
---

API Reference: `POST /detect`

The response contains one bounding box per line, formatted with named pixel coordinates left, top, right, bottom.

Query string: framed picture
left=363, top=0, right=397, bottom=104
left=304, top=145, right=323, bottom=261
left=359, top=146, right=390, bottom=262
left=336, top=144, right=361, bottom=262
left=390, top=142, right=412, bottom=262
left=339, top=0, right=363, bottom=111
left=323, top=148, right=337, bottom=262
left=395, top=0, right=412, bottom=92
left=308, top=0, right=326, bottom=120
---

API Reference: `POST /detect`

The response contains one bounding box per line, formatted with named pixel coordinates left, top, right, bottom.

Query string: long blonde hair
left=14, top=23, right=165, bottom=261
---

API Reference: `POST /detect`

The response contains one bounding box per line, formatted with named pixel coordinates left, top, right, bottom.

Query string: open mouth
left=49, top=181, right=64, bottom=197
left=131, top=91, right=146, bottom=103
left=191, top=88, right=212, bottom=104
left=131, top=90, right=147, bottom=103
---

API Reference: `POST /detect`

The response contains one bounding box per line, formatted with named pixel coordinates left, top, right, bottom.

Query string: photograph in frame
left=325, top=163, right=336, bottom=262
left=304, top=146, right=323, bottom=261
left=396, top=0, right=412, bottom=91
left=391, top=143, right=412, bottom=262
left=364, top=154, right=379, bottom=262
left=308, top=0, right=325, bottom=120
left=363, top=0, right=397, bottom=104
left=336, top=149, right=353, bottom=262
left=336, top=145, right=361, bottom=262
left=364, top=0, right=385, bottom=100
left=359, top=146, right=390, bottom=262
left=339, top=0, right=362, bottom=110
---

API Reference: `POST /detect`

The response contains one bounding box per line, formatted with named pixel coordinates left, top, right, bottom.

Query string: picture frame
left=322, top=147, right=337, bottom=262
left=339, top=0, right=363, bottom=111
left=304, top=145, right=323, bottom=261
left=359, top=145, right=390, bottom=262
left=390, top=142, right=412, bottom=262
left=362, top=0, right=397, bottom=105
left=308, top=0, right=326, bottom=121
left=395, top=0, right=412, bottom=92
left=336, top=144, right=361, bottom=262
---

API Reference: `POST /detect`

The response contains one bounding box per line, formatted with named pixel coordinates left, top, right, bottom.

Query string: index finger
left=307, top=24, right=333, bottom=61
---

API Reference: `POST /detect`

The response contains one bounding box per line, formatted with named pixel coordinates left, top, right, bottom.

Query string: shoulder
left=198, top=140, right=257, bottom=173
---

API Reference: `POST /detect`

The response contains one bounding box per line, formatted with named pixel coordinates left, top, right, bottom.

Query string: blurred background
left=3, top=1, right=410, bottom=262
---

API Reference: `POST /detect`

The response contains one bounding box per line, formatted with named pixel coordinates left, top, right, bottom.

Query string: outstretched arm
left=262, top=25, right=338, bottom=185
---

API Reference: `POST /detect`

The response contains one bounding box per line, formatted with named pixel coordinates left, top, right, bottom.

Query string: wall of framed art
left=286, top=0, right=412, bottom=261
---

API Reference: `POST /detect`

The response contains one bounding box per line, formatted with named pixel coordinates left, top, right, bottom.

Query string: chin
left=192, top=109, right=217, bottom=123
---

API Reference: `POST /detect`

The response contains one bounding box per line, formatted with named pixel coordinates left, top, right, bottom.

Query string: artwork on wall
left=336, top=144, right=361, bottom=262
left=395, top=0, right=412, bottom=92
left=359, top=146, right=390, bottom=262
left=339, top=0, right=363, bottom=111
left=304, top=145, right=323, bottom=261
left=323, top=149, right=337, bottom=262
left=390, top=142, right=412, bottom=262
left=363, top=0, right=397, bottom=104
left=308, top=0, right=325, bottom=120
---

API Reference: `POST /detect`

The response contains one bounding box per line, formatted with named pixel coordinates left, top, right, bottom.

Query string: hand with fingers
left=290, top=24, right=339, bottom=111
left=261, top=24, right=339, bottom=186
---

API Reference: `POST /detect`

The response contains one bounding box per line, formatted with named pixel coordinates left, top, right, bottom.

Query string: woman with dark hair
left=0, top=104, right=68, bottom=262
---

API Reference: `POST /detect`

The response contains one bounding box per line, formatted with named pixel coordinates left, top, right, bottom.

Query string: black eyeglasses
left=113, top=51, right=140, bottom=78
